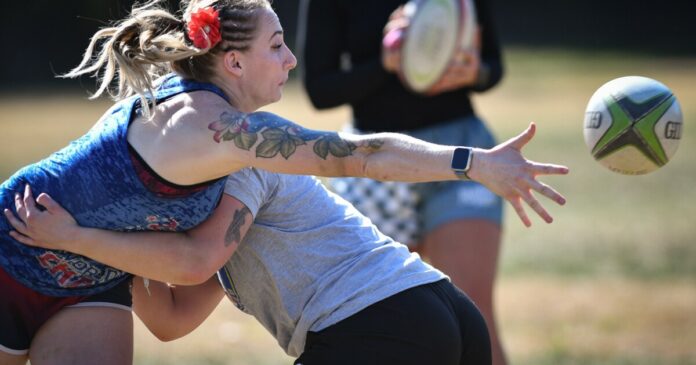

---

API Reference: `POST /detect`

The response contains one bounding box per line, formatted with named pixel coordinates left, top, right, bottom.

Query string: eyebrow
left=269, top=30, right=283, bottom=41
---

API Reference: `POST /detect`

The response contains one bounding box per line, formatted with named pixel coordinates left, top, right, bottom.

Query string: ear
left=222, top=50, right=244, bottom=77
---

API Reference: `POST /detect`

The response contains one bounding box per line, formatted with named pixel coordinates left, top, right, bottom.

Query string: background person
left=300, top=0, right=508, bottom=364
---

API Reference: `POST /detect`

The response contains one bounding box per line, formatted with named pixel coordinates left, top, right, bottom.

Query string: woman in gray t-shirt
left=7, top=152, right=566, bottom=364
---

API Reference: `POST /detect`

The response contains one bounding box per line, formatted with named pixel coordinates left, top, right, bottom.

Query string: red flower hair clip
left=187, top=7, right=222, bottom=49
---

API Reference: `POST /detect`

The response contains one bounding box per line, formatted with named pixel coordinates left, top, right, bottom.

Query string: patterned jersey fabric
left=0, top=74, right=227, bottom=296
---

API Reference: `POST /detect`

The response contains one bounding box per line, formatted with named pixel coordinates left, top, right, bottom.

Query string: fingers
left=528, top=179, right=566, bottom=206
left=8, top=230, right=36, bottom=247
left=3, top=209, right=28, bottom=235
left=517, top=177, right=569, bottom=224
left=528, top=161, right=570, bottom=176
left=23, top=184, right=37, bottom=211
left=509, top=197, right=531, bottom=227
left=4, top=209, right=40, bottom=248
left=509, top=187, right=553, bottom=226
left=426, top=61, right=479, bottom=95
left=388, top=4, right=405, bottom=21
left=526, top=162, right=569, bottom=205
left=453, top=48, right=478, bottom=65
left=382, top=50, right=401, bottom=73
left=517, top=187, right=553, bottom=224
left=509, top=174, right=568, bottom=225
left=36, top=193, right=58, bottom=213
left=14, top=192, right=24, bottom=217
left=493, top=123, right=569, bottom=225
left=13, top=185, right=52, bottom=222
left=509, top=122, right=536, bottom=150
left=385, top=17, right=409, bottom=32
left=384, top=6, right=409, bottom=35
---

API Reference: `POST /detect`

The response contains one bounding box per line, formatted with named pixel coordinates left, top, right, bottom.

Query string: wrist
left=465, top=148, right=482, bottom=182
left=69, top=226, right=95, bottom=254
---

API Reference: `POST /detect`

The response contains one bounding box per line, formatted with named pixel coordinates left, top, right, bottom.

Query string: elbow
left=176, top=271, right=212, bottom=287
left=140, top=318, right=187, bottom=342
left=341, top=148, right=370, bottom=179
left=351, top=136, right=395, bottom=181
left=354, top=153, right=390, bottom=181
left=154, top=332, right=179, bottom=343
left=361, top=160, right=390, bottom=181
left=151, top=326, right=186, bottom=342
left=174, top=248, right=220, bottom=285
left=344, top=137, right=393, bottom=181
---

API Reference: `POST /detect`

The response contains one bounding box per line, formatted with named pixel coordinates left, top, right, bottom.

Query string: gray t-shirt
left=218, top=168, right=447, bottom=357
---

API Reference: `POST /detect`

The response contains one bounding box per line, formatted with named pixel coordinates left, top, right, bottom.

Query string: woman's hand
left=381, top=5, right=408, bottom=73
left=468, top=123, right=569, bottom=227
left=426, top=27, right=482, bottom=95
left=4, top=184, right=79, bottom=250
left=425, top=47, right=481, bottom=95
left=382, top=8, right=484, bottom=95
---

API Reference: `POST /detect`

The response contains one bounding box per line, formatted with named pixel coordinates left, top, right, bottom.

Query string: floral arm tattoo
left=208, top=111, right=382, bottom=159
left=224, top=205, right=252, bottom=247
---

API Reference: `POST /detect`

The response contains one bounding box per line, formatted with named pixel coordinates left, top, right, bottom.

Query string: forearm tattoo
left=224, top=206, right=252, bottom=247
left=365, top=139, right=384, bottom=151
left=209, top=111, right=376, bottom=159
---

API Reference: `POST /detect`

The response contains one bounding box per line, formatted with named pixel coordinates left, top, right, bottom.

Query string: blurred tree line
left=0, top=0, right=693, bottom=91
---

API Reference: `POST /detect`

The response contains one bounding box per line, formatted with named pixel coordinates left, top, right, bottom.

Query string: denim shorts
left=331, top=116, right=503, bottom=246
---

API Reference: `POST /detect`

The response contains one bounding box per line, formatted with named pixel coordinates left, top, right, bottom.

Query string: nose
left=285, top=47, right=297, bottom=71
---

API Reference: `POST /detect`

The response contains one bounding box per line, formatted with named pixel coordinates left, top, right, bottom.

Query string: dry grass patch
left=499, top=276, right=696, bottom=364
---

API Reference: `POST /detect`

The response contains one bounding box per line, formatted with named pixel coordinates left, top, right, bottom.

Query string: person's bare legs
left=422, top=219, right=507, bottom=365
left=29, top=306, right=133, bottom=365
left=0, top=350, right=28, bottom=365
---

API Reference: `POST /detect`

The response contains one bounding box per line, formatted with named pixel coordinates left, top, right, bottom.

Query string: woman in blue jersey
left=0, top=0, right=567, bottom=363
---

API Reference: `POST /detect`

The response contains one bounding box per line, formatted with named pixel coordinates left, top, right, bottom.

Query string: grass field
left=1, top=48, right=695, bottom=364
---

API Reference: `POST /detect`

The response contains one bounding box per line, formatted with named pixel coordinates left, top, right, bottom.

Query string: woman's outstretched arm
left=212, top=115, right=568, bottom=225
left=145, top=93, right=568, bottom=224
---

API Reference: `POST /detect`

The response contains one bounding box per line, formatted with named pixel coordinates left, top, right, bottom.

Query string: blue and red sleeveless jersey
left=0, top=74, right=227, bottom=296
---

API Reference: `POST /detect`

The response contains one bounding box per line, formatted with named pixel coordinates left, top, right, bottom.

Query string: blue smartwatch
left=451, top=147, right=473, bottom=180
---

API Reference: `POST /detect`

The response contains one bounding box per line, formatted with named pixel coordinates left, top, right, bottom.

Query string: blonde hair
left=64, top=0, right=271, bottom=117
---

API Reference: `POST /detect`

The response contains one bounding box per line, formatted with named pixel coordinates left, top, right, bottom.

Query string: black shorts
left=295, top=280, right=491, bottom=365
left=0, top=265, right=132, bottom=355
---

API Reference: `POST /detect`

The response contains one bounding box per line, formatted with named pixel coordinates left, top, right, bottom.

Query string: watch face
left=451, top=147, right=472, bottom=171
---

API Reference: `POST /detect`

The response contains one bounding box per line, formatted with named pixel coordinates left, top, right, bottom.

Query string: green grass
left=2, top=48, right=695, bottom=364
